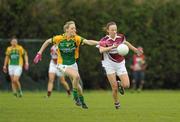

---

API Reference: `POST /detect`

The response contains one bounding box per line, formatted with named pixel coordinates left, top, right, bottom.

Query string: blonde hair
left=63, top=21, right=75, bottom=32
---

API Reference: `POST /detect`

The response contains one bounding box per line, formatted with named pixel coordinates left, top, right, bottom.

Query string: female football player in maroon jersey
left=99, top=21, right=143, bottom=109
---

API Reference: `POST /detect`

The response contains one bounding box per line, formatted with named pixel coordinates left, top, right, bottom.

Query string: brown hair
left=63, top=21, right=75, bottom=32
left=103, top=21, right=117, bottom=32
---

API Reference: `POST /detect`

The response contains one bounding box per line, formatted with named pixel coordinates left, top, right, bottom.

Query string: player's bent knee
left=12, top=78, right=18, bottom=83
left=60, top=80, right=65, bottom=83
left=112, top=85, right=118, bottom=91
left=12, top=80, right=16, bottom=83
left=75, top=75, right=80, bottom=81
left=124, top=83, right=130, bottom=88
left=49, top=79, right=54, bottom=83
left=72, top=74, right=80, bottom=82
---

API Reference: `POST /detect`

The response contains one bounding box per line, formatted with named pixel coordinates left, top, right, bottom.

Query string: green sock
left=13, top=92, right=17, bottom=97
left=79, top=95, right=85, bottom=104
left=73, top=88, right=78, bottom=100
left=17, top=89, right=23, bottom=96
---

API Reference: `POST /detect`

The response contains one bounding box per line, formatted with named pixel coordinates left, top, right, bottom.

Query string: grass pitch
left=0, top=90, right=180, bottom=122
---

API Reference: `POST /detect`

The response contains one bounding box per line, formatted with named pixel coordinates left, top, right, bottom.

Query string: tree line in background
left=0, top=0, right=180, bottom=90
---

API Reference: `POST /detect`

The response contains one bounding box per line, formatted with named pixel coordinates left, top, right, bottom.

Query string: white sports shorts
left=49, top=60, right=63, bottom=77
left=56, top=62, right=79, bottom=73
left=102, top=59, right=128, bottom=76
left=8, top=65, right=22, bottom=76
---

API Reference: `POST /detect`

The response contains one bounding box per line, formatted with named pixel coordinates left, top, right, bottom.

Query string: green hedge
left=0, top=0, right=179, bottom=89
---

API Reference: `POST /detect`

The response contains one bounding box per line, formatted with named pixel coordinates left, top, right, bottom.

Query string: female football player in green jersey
left=3, top=37, right=29, bottom=97
left=34, top=21, right=98, bottom=109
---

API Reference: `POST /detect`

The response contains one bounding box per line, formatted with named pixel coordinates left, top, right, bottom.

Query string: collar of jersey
left=107, top=34, right=122, bottom=41
left=11, top=44, right=19, bottom=48
left=62, top=33, right=76, bottom=41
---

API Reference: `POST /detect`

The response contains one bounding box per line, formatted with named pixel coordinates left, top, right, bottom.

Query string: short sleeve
left=120, top=34, right=126, bottom=43
left=75, top=35, right=84, bottom=46
left=52, top=35, right=63, bottom=45
left=22, top=48, right=28, bottom=56
left=5, top=47, right=10, bottom=56
left=123, top=36, right=126, bottom=43
left=99, top=38, right=106, bottom=47
left=19, top=46, right=25, bottom=56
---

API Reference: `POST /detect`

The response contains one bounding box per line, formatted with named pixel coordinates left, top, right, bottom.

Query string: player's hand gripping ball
left=117, top=44, right=129, bottom=56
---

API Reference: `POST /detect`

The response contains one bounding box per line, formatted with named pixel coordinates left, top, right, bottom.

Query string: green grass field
left=0, top=90, right=180, bottom=122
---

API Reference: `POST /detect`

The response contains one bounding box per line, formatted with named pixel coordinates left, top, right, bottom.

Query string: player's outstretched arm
left=124, top=41, right=137, bottom=52
left=38, top=38, right=52, bottom=54
left=33, top=38, right=52, bottom=64
left=83, top=39, right=99, bottom=46
left=124, top=41, right=143, bottom=55
left=99, top=45, right=116, bottom=53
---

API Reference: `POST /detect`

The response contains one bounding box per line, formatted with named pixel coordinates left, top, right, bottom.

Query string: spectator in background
left=130, top=46, right=147, bottom=92
left=3, top=37, right=29, bottom=97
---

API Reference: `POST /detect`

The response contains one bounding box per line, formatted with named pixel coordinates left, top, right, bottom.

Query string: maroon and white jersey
left=50, top=45, right=58, bottom=64
left=99, top=34, right=126, bottom=63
